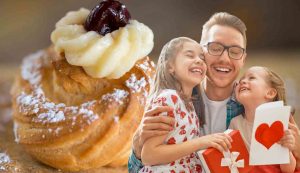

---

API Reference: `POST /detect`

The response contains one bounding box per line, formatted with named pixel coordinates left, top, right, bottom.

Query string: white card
left=249, top=101, right=290, bottom=165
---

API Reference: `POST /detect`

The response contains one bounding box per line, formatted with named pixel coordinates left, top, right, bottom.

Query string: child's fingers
left=221, top=133, right=232, bottom=149
left=213, top=134, right=231, bottom=150
left=211, top=141, right=224, bottom=153
left=214, top=135, right=230, bottom=151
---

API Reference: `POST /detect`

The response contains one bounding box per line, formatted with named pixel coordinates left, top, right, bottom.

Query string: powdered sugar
left=113, top=115, right=119, bottom=123
left=38, top=110, right=65, bottom=123
left=0, top=153, right=10, bottom=164
left=138, top=61, right=150, bottom=73
left=21, top=50, right=44, bottom=86
left=13, top=122, right=20, bottom=143
left=125, top=74, right=146, bottom=93
left=15, top=51, right=99, bottom=139
left=102, top=89, right=129, bottom=104
left=137, top=58, right=155, bottom=87
left=0, top=152, right=11, bottom=171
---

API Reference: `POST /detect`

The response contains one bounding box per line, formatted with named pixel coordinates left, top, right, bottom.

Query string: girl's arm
left=140, top=90, right=231, bottom=166
left=280, top=152, right=296, bottom=173
left=141, top=132, right=232, bottom=166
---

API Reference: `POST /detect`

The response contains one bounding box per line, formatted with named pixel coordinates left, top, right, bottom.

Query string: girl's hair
left=148, top=37, right=205, bottom=126
left=262, top=67, right=286, bottom=104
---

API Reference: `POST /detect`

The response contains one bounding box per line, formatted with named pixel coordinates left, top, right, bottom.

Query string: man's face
left=202, top=25, right=246, bottom=88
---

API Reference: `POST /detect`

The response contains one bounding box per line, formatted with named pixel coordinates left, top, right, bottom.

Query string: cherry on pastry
left=84, top=0, right=131, bottom=35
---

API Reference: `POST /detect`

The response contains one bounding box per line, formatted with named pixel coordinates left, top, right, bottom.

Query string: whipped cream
left=51, top=8, right=154, bottom=79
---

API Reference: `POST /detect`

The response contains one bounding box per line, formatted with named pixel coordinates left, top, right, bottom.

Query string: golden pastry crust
left=11, top=46, right=155, bottom=171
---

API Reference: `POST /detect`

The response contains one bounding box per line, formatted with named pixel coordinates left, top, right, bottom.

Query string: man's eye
left=230, top=51, right=239, bottom=55
left=212, top=48, right=222, bottom=52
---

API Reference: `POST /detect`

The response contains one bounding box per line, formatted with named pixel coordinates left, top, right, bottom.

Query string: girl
left=229, top=66, right=296, bottom=173
left=139, top=37, right=232, bottom=173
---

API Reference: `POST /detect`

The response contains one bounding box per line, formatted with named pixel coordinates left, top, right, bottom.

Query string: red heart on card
left=255, top=121, right=284, bottom=149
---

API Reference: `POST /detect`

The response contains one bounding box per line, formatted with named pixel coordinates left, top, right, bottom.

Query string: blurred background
left=0, top=0, right=299, bottom=122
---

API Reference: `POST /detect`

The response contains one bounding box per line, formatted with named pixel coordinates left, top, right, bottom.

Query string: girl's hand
left=278, top=129, right=295, bottom=150
left=199, top=133, right=233, bottom=153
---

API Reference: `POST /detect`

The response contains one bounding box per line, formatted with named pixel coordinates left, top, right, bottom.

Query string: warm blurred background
left=0, top=0, right=299, bottom=171
left=1, top=0, right=299, bottom=120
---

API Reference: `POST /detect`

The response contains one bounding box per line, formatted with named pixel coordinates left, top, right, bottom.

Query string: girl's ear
left=265, top=88, right=277, bottom=100
left=168, top=63, right=175, bottom=75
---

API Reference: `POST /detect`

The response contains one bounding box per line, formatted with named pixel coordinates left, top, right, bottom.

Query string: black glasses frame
left=204, top=42, right=246, bottom=60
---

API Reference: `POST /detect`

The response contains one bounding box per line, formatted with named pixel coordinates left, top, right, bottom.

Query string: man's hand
left=288, top=116, right=300, bottom=159
left=278, top=129, right=295, bottom=150
left=132, top=106, right=175, bottom=159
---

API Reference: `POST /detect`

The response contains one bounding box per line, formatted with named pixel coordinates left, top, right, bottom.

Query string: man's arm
left=132, top=106, right=175, bottom=159
left=289, top=116, right=300, bottom=169
left=128, top=106, right=175, bottom=173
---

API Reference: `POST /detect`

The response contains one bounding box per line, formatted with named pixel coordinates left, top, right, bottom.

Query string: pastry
left=11, top=0, right=155, bottom=171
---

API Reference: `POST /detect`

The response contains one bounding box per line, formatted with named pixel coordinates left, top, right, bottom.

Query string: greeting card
left=249, top=101, right=291, bottom=165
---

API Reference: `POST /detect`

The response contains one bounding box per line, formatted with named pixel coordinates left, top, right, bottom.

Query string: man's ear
left=265, top=88, right=277, bottom=100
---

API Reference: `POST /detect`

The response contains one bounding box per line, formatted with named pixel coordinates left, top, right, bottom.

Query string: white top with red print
left=140, top=89, right=202, bottom=173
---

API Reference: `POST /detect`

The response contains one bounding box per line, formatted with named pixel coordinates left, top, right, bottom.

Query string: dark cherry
left=84, top=0, right=131, bottom=36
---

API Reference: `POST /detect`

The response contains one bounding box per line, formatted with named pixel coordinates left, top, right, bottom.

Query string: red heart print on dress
left=171, top=95, right=178, bottom=104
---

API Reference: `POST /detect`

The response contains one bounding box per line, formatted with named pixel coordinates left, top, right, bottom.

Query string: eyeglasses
left=204, top=42, right=246, bottom=60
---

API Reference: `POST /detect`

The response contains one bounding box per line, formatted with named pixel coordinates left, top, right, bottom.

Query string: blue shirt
left=128, top=92, right=244, bottom=173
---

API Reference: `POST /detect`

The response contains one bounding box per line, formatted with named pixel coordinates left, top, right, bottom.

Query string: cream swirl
left=51, top=8, right=154, bottom=79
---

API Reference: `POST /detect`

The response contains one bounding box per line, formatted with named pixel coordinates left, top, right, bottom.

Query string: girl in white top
left=229, top=66, right=296, bottom=173
left=139, top=37, right=232, bottom=173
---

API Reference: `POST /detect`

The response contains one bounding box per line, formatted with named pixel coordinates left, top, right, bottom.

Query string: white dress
left=139, top=89, right=202, bottom=173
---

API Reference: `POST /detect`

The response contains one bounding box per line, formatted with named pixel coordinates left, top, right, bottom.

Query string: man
left=128, top=12, right=246, bottom=172
left=290, top=115, right=300, bottom=171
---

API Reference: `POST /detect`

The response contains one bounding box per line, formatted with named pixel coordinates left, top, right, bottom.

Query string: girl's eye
left=186, top=54, right=193, bottom=58
left=249, top=76, right=255, bottom=80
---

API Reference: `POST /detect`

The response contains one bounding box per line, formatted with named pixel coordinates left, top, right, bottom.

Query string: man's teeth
left=215, top=67, right=230, bottom=72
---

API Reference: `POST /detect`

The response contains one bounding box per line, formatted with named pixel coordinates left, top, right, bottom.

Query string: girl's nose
left=239, top=78, right=247, bottom=84
left=195, top=57, right=204, bottom=65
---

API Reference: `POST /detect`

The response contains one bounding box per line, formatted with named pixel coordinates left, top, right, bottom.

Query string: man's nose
left=219, top=49, right=231, bottom=63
